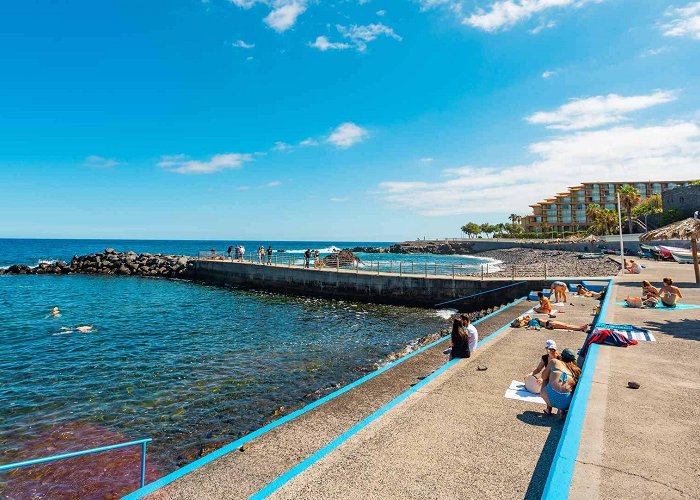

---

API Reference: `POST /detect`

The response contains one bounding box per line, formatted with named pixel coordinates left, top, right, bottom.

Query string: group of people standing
left=303, top=249, right=321, bottom=268
left=226, top=244, right=274, bottom=265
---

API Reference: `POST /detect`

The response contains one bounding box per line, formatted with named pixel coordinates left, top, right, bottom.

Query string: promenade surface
left=145, top=291, right=599, bottom=499
left=570, top=260, right=700, bottom=499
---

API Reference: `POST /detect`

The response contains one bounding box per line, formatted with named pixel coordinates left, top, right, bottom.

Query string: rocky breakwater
left=323, top=249, right=362, bottom=267
left=389, top=240, right=476, bottom=255
left=0, top=248, right=193, bottom=279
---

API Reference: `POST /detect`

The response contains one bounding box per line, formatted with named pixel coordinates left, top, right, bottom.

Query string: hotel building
left=521, top=180, right=692, bottom=234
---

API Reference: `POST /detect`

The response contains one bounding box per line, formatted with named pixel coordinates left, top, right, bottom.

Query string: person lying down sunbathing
left=576, top=284, right=603, bottom=298
left=527, top=318, right=589, bottom=332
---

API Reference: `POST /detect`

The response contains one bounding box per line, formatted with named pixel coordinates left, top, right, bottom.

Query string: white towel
left=504, top=380, right=546, bottom=405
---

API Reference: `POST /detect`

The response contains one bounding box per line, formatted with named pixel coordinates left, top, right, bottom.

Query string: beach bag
left=625, top=296, right=643, bottom=308
left=524, top=375, right=542, bottom=394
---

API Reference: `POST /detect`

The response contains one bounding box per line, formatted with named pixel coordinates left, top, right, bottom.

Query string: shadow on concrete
left=516, top=411, right=564, bottom=500
left=644, top=318, right=700, bottom=342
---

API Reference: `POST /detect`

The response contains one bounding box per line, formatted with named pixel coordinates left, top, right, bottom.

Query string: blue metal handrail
left=0, top=438, right=152, bottom=489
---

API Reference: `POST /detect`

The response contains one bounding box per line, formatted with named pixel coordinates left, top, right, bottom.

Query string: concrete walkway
left=570, top=260, right=700, bottom=499
left=145, top=300, right=537, bottom=499
left=265, top=296, right=598, bottom=499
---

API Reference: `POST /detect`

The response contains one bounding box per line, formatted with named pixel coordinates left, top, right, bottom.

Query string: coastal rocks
left=389, top=240, right=476, bottom=255
left=475, top=248, right=620, bottom=277
left=323, top=249, right=362, bottom=267
left=347, top=246, right=388, bottom=254
left=1, top=249, right=193, bottom=279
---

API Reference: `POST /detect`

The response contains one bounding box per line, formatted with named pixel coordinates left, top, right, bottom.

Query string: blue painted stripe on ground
left=250, top=308, right=533, bottom=499
left=541, top=278, right=614, bottom=500
left=122, top=298, right=527, bottom=499
left=433, top=281, right=527, bottom=307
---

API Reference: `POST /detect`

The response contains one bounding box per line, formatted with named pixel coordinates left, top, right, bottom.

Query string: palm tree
left=618, top=185, right=641, bottom=233
left=508, top=214, right=521, bottom=225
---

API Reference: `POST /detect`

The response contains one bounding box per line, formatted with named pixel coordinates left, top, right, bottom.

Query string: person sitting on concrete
left=525, top=340, right=559, bottom=394
left=461, top=314, right=479, bottom=354
left=624, top=259, right=641, bottom=274
left=576, top=284, right=602, bottom=298
left=540, top=348, right=581, bottom=416
left=534, top=292, right=552, bottom=314
left=550, top=281, right=567, bottom=303
left=642, top=280, right=661, bottom=298
left=660, top=277, right=683, bottom=307
left=448, top=318, right=471, bottom=360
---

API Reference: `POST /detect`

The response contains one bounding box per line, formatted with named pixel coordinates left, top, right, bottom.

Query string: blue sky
left=1, top=0, right=699, bottom=241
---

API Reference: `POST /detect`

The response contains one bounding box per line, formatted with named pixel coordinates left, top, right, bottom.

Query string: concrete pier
left=193, top=259, right=544, bottom=310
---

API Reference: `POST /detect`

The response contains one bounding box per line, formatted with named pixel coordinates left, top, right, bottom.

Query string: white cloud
left=159, top=153, right=252, bottom=174
left=338, top=23, right=402, bottom=51
left=309, top=35, right=353, bottom=51
left=376, top=9, right=386, bottom=16
left=327, top=122, right=369, bottom=148
left=379, top=121, right=700, bottom=215
left=420, top=157, right=435, bottom=163
left=232, top=39, right=255, bottom=49
left=331, top=197, right=351, bottom=202
left=541, top=70, right=556, bottom=79
left=662, top=2, right=700, bottom=40
left=264, top=1, right=307, bottom=32
left=311, top=23, right=401, bottom=52
left=525, top=90, right=676, bottom=130
left=529, top=20, right=556, bottom=34
left=641, top=46, right=668, bottom=57
left=83, top=155, right=120, bottom=169
left=299, top=137, right=319, bottom=146
left=273, top=141, right=292, bottom=151
left=464, top=0, right=601, bottom=32
left=263, top=180, right=282, bottom=188
left=228, top=0, right=260, bottom=7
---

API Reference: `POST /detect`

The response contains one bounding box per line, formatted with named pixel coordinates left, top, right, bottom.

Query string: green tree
left=461, top=222, right=480, bottom=238
left=508, top=214, right=521, bottom=225
left=690, top=180, right=700, bottom=186
left=479, top=223, right=492, bottom=237
left=586, top=204, right=617, bottom=235
left=661, top=208, right=685, bottom=225
left=618, top=185, right=642, bottom=233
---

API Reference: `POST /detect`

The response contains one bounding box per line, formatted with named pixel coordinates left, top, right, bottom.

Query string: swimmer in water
left=51, top=306, right=60, bottom=317
left=75, top=325, right=94, bottom=333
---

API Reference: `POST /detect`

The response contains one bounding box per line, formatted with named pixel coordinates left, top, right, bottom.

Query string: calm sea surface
left=0, top=239, right=493, bottom=497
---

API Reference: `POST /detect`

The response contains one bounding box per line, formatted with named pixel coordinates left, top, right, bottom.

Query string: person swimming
left=51, top=306, right=60, bottom=317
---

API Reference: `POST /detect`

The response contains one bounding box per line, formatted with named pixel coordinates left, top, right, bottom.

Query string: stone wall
left=192, top=260, right=543, bottom=312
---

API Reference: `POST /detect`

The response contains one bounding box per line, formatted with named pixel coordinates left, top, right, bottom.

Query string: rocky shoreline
left=0, top=248, right=193, bottom=279
left=472, top=248, right=620, bottom=277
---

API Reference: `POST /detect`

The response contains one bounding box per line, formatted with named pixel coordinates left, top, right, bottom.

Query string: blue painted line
left=122, top=298, right=528, bottom=499
left=433, top=281, right=528, bottom=307
left=541, top=278, right=615, bottom=500
left=250, top=308, right=533, bottom=499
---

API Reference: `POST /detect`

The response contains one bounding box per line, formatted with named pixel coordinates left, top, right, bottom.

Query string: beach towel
left=596, top=323, right=656, bottom=342
left=504, top=380, right=545, bottom=405
left=615, top=302, right=700, bottom=311
left=580, top=328, right=638, bottom=358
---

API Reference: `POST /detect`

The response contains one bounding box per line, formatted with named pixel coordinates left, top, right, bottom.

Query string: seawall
left=192, top=259, right=541, bottom=311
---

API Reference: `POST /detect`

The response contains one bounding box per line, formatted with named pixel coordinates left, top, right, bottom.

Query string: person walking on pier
left=227, top=245, right=233, bottom=259
left=304, top=249, right=311, bottom=268
left=239, top=245, right=245, bottom=262
left=267, top=246, right=273, bottom=265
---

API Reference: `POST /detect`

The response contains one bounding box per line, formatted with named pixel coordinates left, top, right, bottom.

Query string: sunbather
left=534, top=292, right=552, bottom=314
left=550, top=281, right=567, bottom=303
left=642, top=280, right=661, bottom=298
left=527, top=318, right=589, bottom=331
left=624, top=259, right=641, bottom=274
left=525, top=340, right=559, bottom=394
left=660, top=277, right=683, bottom=307
left=541, top=348, right=581, bottom=416
left=625, top=295, right=659, bottom=308
left=576, top=284, right=602, bottom=298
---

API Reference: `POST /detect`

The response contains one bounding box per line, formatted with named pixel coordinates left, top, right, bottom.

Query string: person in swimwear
left=576, top=284, right=602, bottom=298
left=623, top=259, right=641, bottom=274
left=541, top=348, right=581, bottom=416
left=51, top=306, right=60, bottom=317
left=534, top=292, right=552, bottom=314
left=660, top=277, right=683, bottom=307
left=549, top=281, right=568, bottom=303
left=527, top=318, right=589, bottom=332
left=642, top=280, right=661, bottom=298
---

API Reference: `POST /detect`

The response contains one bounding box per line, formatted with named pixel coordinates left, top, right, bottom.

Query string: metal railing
left=0, top=438, right=151, bottom=490
left=196, top=250, right=605, bottom=279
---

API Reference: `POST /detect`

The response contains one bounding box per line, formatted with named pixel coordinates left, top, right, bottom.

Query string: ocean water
left=0, top=239, right=490, bottom=497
